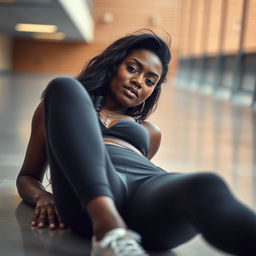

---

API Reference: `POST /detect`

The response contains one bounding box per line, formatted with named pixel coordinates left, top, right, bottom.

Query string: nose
left=131, top=74, right=143, bottom=88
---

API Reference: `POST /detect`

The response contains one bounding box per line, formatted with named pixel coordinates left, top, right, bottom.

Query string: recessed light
left=102, top=13, right=113, bottom=23
left=15, top=23, right=58, bottom=33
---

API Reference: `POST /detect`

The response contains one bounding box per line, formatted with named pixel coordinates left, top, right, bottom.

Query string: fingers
left=35, top=208, right=47, bottom=228
left=47, top=208, right=56, bottom=229
left=31, top=207, right=41, bottom=227
left=31, top=206, right=66, bottom=230
left=55, top=207, right=66, bottom=229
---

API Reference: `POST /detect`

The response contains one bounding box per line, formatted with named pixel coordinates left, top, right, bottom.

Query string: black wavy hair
left=77, top=29, right=171, bottom=121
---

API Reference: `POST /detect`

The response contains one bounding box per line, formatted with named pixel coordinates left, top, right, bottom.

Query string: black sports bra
left=99, top=118, right=150, bottom=156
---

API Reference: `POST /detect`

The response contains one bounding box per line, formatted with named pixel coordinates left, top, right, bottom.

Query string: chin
left=117, top=96, right=137, bottom=108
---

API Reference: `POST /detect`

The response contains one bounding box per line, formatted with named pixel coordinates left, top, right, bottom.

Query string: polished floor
left=0, top=72, right=256, bottom=256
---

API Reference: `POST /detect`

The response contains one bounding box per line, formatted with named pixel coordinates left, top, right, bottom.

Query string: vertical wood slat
left=193, top=0, right=206, bottom=56
left=206, top=0, right=223, bottom=55
left=183, top=0, right=193, bottom=56
left=222, top=0, right=244, bottom=53
left=178, top=0, right=188, bottom=56
left=244, top=0, right=256, bottom=52
left=231, top=0, right=249, bottom=94
left=201, top=0, right=211, bottom=54
left=188, top=0, right=196, bottom=56
left=212, top=0, right=228, bottom=89
left=219, top=0, right=228, bottom=52
left=239, top=0, right=249, bottom=51
left=197, top=0, right=211, bottom=85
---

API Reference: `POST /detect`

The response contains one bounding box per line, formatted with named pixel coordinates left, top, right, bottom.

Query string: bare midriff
left=103, top=137, right=143, bottom=156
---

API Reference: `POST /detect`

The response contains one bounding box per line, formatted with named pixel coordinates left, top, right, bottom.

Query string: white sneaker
left=91, top=228, right=149, bottom=256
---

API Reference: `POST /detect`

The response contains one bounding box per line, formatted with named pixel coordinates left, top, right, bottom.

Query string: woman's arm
left=16, top=100, right=64, bottom=229
left=142, top=121, right=161, bottom=160
left=16, top=100, right=48, bottom=204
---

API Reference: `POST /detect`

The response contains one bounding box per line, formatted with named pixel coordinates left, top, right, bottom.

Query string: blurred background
left=0, top=1, right=256, bottom=256
left=1, top=0, right=255, bottom=86
left=0, top=0, right=179, bottom=74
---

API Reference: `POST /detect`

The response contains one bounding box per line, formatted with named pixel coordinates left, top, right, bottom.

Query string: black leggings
left=43, top=77, right=256, bottom=255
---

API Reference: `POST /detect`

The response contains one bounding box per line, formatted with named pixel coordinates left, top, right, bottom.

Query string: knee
left=187, top=172, right=227, bottom=193
left=43, top=77, right=89, bottom=102
left=46, top=76, right=77, bottom=93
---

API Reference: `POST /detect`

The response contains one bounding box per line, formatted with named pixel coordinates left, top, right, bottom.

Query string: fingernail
left=49, top=224, right=55, bottom=229
left=38, top=223, right=44, bottom=228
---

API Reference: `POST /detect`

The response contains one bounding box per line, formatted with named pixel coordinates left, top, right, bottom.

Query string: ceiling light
left=32, top=32, right=65, bottom=40
left=15, top=23, right=58, bottom=33
left=150, top=16, right=161, bottom=25
left=102, top=13, right=113, bottom=23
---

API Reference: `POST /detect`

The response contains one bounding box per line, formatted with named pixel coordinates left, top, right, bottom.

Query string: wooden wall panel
left=244, top=0, right=256, bottom=52
left=13, top=0, right=255, bottom=73
left=93, top=0, right=179, bottom=47
left=178, top=0, right=192, bottom=56
left=13, top=39, right=105, bottom=74
left=0, top=34, right=12, bottom=71
left=13, top=0, right=180, bottom=76
left=222, top=0, right=244, bottom=53
left=191, top=0, right=205, bottom=56
left=206, top=0, right=223, bottom=55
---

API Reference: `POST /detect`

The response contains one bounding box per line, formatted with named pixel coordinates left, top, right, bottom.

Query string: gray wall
left=0, top=34, right=12, bottom=72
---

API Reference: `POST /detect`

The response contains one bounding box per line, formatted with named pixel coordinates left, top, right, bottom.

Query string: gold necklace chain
left=99, top=108, right=112, bottom=126
left=99, top=108, right=133, bottom=126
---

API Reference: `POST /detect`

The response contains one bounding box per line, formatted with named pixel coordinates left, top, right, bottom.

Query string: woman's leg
left=47, top=145, right=127, bottom=238
left=125, top=172, right=256, bottom=255
left=43, top=77, right=127, bottom=239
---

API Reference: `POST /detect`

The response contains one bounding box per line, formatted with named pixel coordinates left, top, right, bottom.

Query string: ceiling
left=0, top=0, right=93, bottom=42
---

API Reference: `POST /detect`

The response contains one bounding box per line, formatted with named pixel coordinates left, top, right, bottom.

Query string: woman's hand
left=31, top=192, right=66, bottom=230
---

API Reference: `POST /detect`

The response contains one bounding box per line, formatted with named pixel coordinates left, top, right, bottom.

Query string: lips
left=123, top=86, right=138, bottom=97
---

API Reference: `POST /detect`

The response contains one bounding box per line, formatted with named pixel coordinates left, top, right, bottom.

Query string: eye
left=127, top=65, right=137, bottom=73
left=145, top=78, right=155, bottom=87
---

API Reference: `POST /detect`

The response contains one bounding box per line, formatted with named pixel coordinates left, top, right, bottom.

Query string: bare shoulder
left=141, top=120, right=161, bottom=160
left=141, top=120, right=161, bottom=137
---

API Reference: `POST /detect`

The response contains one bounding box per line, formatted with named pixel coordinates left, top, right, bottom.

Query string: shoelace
left=100, top=230, right=149, bottom=256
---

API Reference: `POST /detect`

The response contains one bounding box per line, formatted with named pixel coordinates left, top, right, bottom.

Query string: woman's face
left=107, top=49, right=163, bottom=109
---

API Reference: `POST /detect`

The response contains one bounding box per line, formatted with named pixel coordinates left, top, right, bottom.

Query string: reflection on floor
left=1, top=72, right=255, bottom=256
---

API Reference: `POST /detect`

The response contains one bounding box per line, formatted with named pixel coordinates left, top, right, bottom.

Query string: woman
left=17, top=31, right=256, bottom=256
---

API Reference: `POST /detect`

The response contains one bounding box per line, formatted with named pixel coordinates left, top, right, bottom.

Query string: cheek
left=111, top=70, right=128, bottom=87
left=119, top=70, right=131, bottom=82
left=141, top=87, right=155, bottom=100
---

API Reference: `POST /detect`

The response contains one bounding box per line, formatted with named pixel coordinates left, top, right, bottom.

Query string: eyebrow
left=129, top=58, right=160, bottom=78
